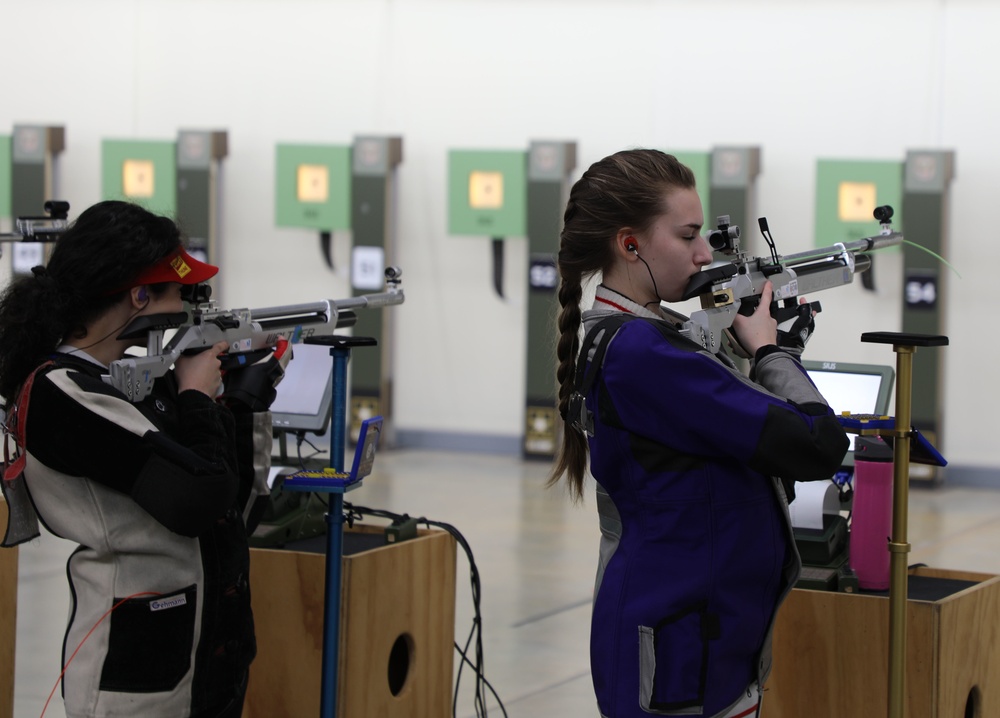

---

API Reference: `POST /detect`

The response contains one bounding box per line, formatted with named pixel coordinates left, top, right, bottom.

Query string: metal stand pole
left=321, top=492, right=345, bottom=718
left=329, top=348, right=349, bottom=473
left=861, top=331, right=948, bottom=718
left=282, top=335, right=378, bottom=718
left=318, top=346, right=350, bottom=718
left=887, top=346, right=914, bottom=718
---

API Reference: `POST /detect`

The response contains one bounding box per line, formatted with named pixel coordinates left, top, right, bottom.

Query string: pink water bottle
left=849, top=436, right=895, bottom=591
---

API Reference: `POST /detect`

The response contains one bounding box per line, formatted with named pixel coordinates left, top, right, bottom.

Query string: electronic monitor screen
left=802, top=360, right=894, bottom=463
left=269, top=342, right=333, bottom=435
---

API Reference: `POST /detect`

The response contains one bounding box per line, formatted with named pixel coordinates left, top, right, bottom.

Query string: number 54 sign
left=905, top=272, right=938, bottom=309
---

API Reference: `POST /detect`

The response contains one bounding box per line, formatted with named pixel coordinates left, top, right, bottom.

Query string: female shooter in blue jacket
left=550, top=150, right=849, bottom=718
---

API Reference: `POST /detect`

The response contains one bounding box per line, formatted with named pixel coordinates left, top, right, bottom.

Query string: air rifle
left=105, top=266, right=405, bottom=402
left=679, top=206, right=902, bottom=355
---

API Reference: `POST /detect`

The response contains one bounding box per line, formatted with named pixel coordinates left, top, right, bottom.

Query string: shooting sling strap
left=1, top=361, right=52, bottom=546
left=567, top=314, right=638, bottom=437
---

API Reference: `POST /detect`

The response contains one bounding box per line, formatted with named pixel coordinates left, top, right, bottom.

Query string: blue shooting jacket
left=581, top=287, right=848, bottom=718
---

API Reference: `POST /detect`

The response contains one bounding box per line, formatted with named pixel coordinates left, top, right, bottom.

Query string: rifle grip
left=738, top=296, right=760, bottom=317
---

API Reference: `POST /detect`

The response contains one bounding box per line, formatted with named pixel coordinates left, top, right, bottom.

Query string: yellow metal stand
left=859, top=331, right=948, bottom=718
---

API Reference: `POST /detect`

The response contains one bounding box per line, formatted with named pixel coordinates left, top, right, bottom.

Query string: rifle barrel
left=248, top=290, right=404, bottom=323
left=780, top=230, right=903, bottom=267
left=335, top=290, right=406, bottom=310
left=249, top=301, right=334, bottom=320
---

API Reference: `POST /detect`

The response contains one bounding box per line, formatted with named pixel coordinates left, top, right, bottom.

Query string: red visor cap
left=127, top=247, right=219, bottom=288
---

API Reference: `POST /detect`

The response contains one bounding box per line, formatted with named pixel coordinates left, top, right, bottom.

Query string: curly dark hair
left=0, top=200, right=184, bottom=401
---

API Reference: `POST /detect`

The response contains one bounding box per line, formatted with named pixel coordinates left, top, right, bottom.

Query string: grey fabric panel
left=639, top=625, right=657, bottom=712
left=243, top=411, right=274, bottom=525
left=753, top=351, right=828, bottom=406
left=594, top=482, right=622, bottom=598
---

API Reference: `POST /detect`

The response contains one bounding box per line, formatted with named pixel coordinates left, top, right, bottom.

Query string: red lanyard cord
left=3, top=361, right=53, bottom=482
left=40, top=591, right=164, bottom=718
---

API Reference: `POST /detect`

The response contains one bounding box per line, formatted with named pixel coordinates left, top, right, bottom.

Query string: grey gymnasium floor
left=12, top=448, right=1000, bottom=718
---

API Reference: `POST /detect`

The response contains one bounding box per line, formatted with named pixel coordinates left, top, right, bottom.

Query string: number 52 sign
left=529, top=256, right=558, bottom=292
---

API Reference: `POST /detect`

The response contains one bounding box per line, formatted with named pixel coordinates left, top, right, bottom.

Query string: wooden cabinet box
left=764, top=567, right=1000, bottom=718
left=244, top=525, right=457, bottom=718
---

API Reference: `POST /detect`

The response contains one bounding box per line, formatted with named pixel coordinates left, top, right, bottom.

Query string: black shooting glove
left=775, top=301, right=820, bottom=357
left=219, top=339, right=292, bottom=412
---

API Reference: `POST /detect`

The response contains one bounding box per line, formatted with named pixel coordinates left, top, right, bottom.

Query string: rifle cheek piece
left=681, top=264, right=738, bottom=301
left=116, top=312, right=190, bottom=341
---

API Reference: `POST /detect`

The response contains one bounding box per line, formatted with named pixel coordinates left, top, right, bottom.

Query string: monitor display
left=802, top=360, right=894, bottom=460
left=270, top=342, right=333, bottom=435
left=805, top=371, right=883, bottom=416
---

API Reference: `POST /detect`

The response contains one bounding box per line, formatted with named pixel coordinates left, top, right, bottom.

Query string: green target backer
left=0, top=135, right=11, bottom=218
left=275, top=144, right=351, bottom=231
left=667, top=150, right=711, bottom=222
left=815, top=159, right=903, bottom=249
left=102, top=140, right=177, bottom=217
left=448, top=149, right=527, bottom=237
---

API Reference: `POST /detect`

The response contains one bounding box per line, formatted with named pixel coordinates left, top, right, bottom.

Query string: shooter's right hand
left=175, top=340, right=229, bottom=398
left=729, top=282, right=779, bottom=358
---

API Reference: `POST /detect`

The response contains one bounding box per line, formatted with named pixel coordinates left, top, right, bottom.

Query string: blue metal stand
left=319, top=489, right=350, bottom=718
left=282, top=336, right=377, bottom=718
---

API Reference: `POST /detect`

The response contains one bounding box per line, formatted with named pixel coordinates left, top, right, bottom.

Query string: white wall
left=1, top=0, right=997, bottom=467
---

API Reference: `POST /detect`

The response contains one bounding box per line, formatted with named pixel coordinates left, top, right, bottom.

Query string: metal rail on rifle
left=0, top=201, right=70, bottom=251
left=105, top=266, right=405, bottom=402
left=679, top=206, right=902, bottom=354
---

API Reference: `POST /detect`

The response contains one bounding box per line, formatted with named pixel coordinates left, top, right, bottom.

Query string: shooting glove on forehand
left=219, top=339, right=292, bottom=412
left=775, top=301, right=819, bottom=357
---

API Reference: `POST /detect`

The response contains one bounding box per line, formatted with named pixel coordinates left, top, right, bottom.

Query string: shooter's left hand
left=776, top=297, right=818, bottom=357
left=219, top=339, right=292, bottom=412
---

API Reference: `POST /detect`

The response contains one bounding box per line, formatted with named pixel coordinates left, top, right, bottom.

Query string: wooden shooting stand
left=243, top=526, right=456, bottom=718
left=766, top=566, right=1000, bottom=717
left=763, top=332, right=1000, bottom=718
left=242, top=336, right=457, bottom=718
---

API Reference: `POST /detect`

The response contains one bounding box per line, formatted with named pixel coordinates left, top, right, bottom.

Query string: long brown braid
left=548, top=149, right=696, bottom=500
